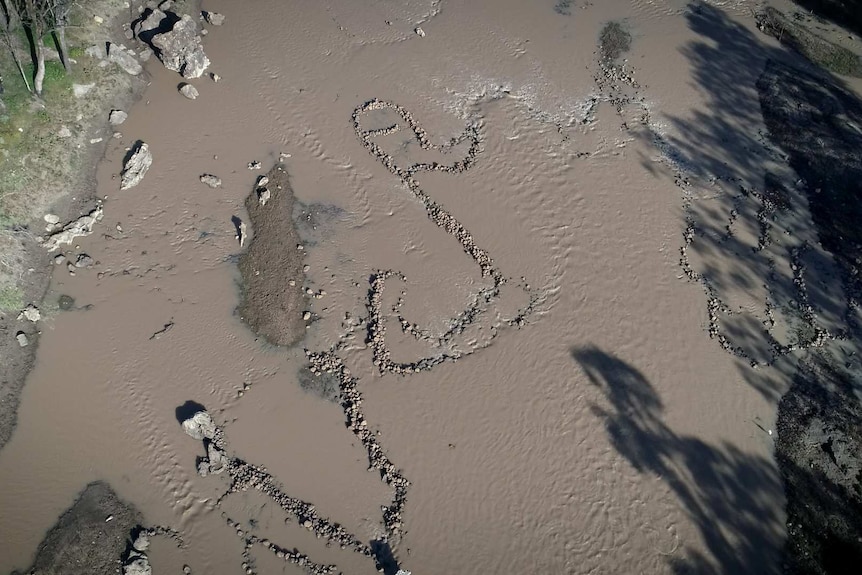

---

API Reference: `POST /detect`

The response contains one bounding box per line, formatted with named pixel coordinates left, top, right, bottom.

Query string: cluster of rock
left=678, top=188, right=845, bottom=367
left=179, top=409, right=389, bottom=573
left=40, top=205, right=104, bottom=251
left=180, top=411, right=227, bottom=476
left=133, top=7, right=210, bottom=78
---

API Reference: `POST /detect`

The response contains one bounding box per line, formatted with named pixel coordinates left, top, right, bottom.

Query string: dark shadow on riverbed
left=572, top=346, right=785, bottom=574
left=175, top=400, right=206, bottom=424
left=635, top=2, right=862, bottom=401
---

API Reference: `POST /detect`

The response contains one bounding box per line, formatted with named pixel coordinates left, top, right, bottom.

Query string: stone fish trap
left=178, top=100, right=545, bottom=574
left=351, top=99, right=540, bottom=373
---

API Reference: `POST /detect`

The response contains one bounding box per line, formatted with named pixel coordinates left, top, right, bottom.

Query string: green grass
left=0, top=286, right=23, bottom=311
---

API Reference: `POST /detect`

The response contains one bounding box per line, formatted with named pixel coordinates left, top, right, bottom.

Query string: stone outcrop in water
left=181, top=410, right=216, bottom=440
left=179, top=83, right=199, bottom=100
left=135, top=9, right=210, bottom=78
left=121, top=142, right=153, bottom=190
left=236, top=163, right=308, bottom=346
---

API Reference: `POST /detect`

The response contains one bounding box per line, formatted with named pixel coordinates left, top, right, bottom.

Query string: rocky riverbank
left=0, top=0, right=152, bottom=452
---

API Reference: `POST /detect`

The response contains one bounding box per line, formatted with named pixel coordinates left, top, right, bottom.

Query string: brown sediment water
left=7, top=0, right=854, bottom=573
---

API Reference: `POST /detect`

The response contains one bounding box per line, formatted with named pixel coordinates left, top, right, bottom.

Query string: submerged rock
left=121, top=142, right=153, bottom=190
left=75, top=254, right=95, bottom=269
left=199, top=173, right=221, bottom=188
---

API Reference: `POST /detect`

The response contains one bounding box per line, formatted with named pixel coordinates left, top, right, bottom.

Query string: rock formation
left=121, top=142, right=153, bottom=190
left=41, top=206, right=104, bottom=251
left=135, top=9, right=210, bottom=78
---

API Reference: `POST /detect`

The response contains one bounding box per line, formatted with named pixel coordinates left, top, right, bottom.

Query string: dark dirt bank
left=11, top=481, right=143, bottom=575
left=757, top=59, right=862, bottom=573
left=757, top=59, right=862, bottom=316
left=236, top=163, right=308, bottom=346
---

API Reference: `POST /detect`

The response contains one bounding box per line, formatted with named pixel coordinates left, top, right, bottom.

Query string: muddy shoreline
left=0, top=2, right=153, bottom=452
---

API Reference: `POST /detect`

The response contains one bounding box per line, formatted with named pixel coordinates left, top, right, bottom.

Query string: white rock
left=202, top=11, right=225, bottom=26
left=199, top=173, right=221, bottom=188
left=16, top=333, right=29, bottom=347
left=121, top=142, right=153, bottom=190
left=18, top=305, right=41, bottom=322
left=179, top=83, right=199, bottom=100
left=109, top=110, right=128, bottom=125
left=58, top=126, right=72, bottom=138
left=44, top=214, right=60, bottom=225
left=107, top=43, right=143, bottom=75
left=181, top=411, right=217, bottom=440
left=414, top=27, right=426, bottom=37
left=41, top=206, right=104, bottom=251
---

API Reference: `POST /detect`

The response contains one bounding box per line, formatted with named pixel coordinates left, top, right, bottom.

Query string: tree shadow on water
left=572, top=346, right=785, bottom=574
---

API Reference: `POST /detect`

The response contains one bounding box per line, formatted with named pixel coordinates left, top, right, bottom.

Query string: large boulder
left=121, top=142, right=153, bottom=190
left=149, top=14, right=210, bottom=78
left=181, top=411, right=216, bottom=440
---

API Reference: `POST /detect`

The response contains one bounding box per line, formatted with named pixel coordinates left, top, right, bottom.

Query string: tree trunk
left=33, top=40, right=44, bottom=95
left=12, top=45, right=31, bottom=92
left=53, top=28, right=70, bottom=71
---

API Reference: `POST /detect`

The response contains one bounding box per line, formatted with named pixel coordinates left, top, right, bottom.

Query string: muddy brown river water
left=5, top=0, right=848, bottom=573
